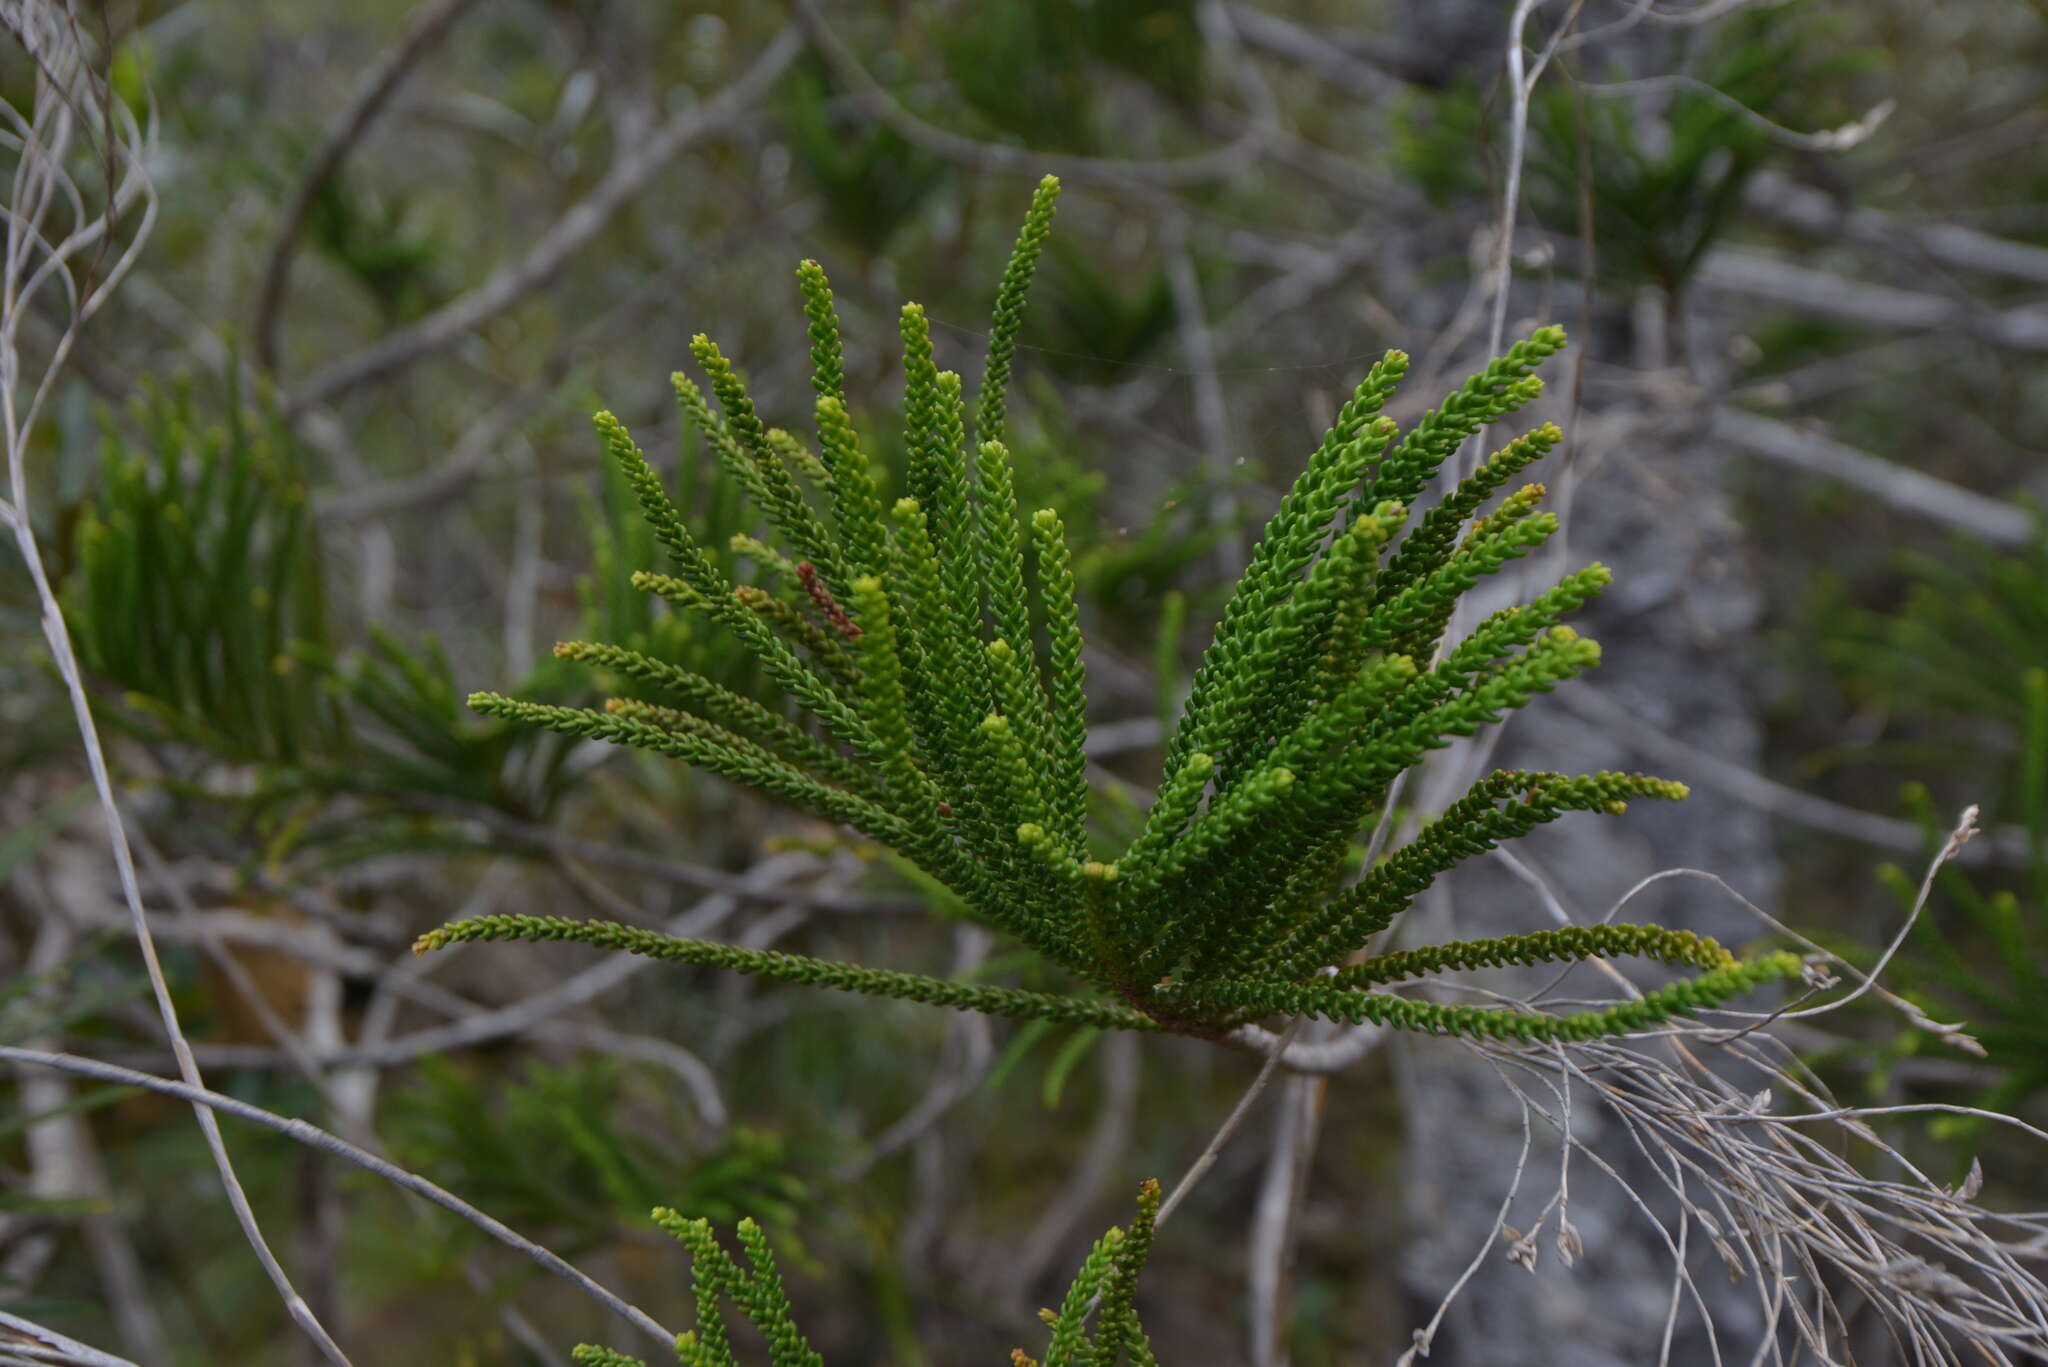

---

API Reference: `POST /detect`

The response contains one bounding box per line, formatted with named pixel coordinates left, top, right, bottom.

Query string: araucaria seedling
left=418, top=175, right=1800, bottom=1044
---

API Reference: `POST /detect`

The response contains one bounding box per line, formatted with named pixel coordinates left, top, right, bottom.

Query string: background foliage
left=2, top=1, right=2045, bottom=1363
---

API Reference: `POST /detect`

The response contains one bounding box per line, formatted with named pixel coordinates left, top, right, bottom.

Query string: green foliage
left=1526, top=6, right=1875, bottom=290
left=303, top=163, right=447, bottom=322
left=422, top=176, right=1799, bottom=1045
left=55, top=375, right=772, bottom=863
left=941, top=3, right=1100, bottom=155
left=1387, top=5, right=1875, bottom=290
left=780, top=61, right=950, bottom=256
left=1004, top=384, right=1241, bottom=625
left=1388, top=76, right=1490, bottom=211
left=386, top=1057, right=807, bottom=1257
left=1867, top=687, right=2048, bottom=1125
left=572, top=1180, right=1164, bottom=1366
left=61, top=378, right=347, bottom=765
left=1831, top=535, right=2048, bottom=755
left=1820, top=505, right=2048, bottom=1127
left=284, top=625, right=592, bottom=823
left=1028, top=240, right=1177, bottom=383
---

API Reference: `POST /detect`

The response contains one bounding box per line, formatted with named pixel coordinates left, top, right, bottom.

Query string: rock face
left=1393, top=416, right=1778, bottom=1365
left=1381, top=7, right=1779, bottom=1360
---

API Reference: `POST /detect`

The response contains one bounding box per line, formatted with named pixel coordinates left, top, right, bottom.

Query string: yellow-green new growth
left=574, top=1183, right=1167, bottom=1367
left=425, top=178, right=1798, bottom=1052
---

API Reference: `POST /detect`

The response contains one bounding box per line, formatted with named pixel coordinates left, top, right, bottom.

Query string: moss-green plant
left=55, top=375, right=751, bottom=863
left=386, top=1057, right=808, bottom=1257
left=779, top=59, right=950, bottom=258
left=420, top=175, right=1800, bottom=1045
left=572, top=1180, right=1164, bottom=1367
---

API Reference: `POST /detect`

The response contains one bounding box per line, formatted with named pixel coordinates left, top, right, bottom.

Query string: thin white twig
left=0, top=1309, right=138, bottom=1367
left=1399, top=1084, right=1538, bottom=1366
left=1770, top=805, right=1981, bottom=1024
left=1157, top=1014, right=1305, bottom=1228
left=1579, top=74, right=1893, bottom=152
left=0, top=14, right=349, bottom=1362
left=1167, top=225, right=1247, bottom=575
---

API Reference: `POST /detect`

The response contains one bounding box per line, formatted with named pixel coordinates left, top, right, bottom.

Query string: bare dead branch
left=1247, top=1072, right=1325, bottom=1367
left=1556, top=684, right=2032, bottom=867
left=1698, top=249, right=2048, bottom=352
left=1579, top=76, right=1892, bottom=152
left=284, top=27, right=803, bottom=414
left=1223, top=4, right=1400, bottom=100
left=1713, top=408, right=2034, bottom=549
left=1745, top=171, right=2048, bottom=288
left=1166, top=227, right=1246, bottom=574
left=0, top=1308, right=139, bottom=1367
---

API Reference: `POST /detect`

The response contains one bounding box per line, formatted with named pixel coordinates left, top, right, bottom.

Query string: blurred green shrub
left=1832, top=536, right=2048, bottom=760
left=1529, top=6, right=1871, bottom=290
left=62, top=379, right=347, bottom=765
left=56, top=377, right=792, bottom=868
left=1027, top=239, right=1177, bottom=384
left=304, top=164, right=449, bottom=324
left=1386, top=4, right=1877, bottom=291
left=386, top=1057, right=808, bottom=1258
left=1825, top=531, right=2048, bottom=1128
left=779, top=60, right=950, bottom=257
left=1862, top=682, right=2048, bottom=1131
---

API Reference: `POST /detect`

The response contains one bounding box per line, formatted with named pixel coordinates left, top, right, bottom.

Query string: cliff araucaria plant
left=571, top=1180, right=1165, bottom=1367
left=418, top=175, right=1801, bottom=1045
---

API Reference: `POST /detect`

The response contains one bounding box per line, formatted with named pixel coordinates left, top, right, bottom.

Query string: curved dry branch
left=285, top=28, right=802, bottom=414
left=252, top=0, right=483, bottom=374
left=0, top=1047, right=677, bottom=1354
left=0, top=10, right=348, bottom=1363
left=1713, top=407, right=2034, bottom=549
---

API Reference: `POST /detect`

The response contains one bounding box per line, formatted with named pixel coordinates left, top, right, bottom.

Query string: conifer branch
left=552, top=639, right=867, bottom=794
left=688, top=336, right=848, bottom=594
left=813, top=395, right=890, bottom=587
left=796, top=258, right=845, bottom=410
left=450, top=184, right=1795, bottom=1053
left=1331, top=923, right=1736, bottom=989
left=577, top=1183, right=1168, bottom=1367
left=976, top=175, right=1061, bottom=450
left=1032, top=508, right=1091, bottom=855
left=1178, top=952, right=1804, bottom=1042
left=413, top=914, right=1162, bottom=1030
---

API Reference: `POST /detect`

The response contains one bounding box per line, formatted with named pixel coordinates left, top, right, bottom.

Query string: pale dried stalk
left=0, top=10, right=356, bottom=1364
left=1378, top=808, right=2048, bottom=1364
